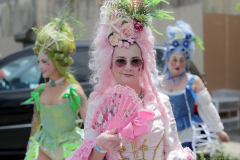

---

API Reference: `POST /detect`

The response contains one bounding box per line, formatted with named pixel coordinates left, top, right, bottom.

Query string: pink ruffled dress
left=67, top=93, right=196, bottom=160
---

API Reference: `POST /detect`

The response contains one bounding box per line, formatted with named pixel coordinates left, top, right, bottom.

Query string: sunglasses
left=115, top=58, right=144, bottom=67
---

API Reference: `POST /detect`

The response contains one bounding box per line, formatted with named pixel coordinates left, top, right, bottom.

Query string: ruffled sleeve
left=67, top=98, right=102, bottom=160
left=195, top=88, right=224, bottom=133
left=159, top=93, right=196, bottom=160
left=167, top=147, right=196, bottom=160
left=67, top=97, right=121, bottom=160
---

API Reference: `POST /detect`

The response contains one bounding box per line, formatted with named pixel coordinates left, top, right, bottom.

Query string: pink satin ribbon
left=119, top=110, right=155, bottom=146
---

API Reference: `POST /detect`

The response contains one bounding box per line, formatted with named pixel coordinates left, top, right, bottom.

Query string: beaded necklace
left=166, top=72, right=186, bottom=85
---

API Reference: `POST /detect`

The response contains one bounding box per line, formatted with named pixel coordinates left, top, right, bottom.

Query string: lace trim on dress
left=167, top=147, right=196, bottom=160
left=66, top=140, right=95, bottom=160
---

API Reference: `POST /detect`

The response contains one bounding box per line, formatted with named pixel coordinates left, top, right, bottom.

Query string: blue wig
left=162, top=21, right=203, bottom=74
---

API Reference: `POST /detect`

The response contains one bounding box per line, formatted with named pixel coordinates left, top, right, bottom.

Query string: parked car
left=0, top=44, right=92, bottom=157
left=0, top=44, right=204, bottom=157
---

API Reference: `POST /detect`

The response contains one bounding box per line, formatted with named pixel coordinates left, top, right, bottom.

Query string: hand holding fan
left=91, top=85, right=142, bottom=134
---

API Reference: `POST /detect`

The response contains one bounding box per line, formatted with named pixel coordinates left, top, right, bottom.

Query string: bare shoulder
left=192, top=75, right=205, bottom=93
left=34, top=85, right=40, bottom=92
left=34, top=83, right=45, bottom=92
left=73, top=83, right=85, bottom=96
left=73, top=83, right=88, bottom=108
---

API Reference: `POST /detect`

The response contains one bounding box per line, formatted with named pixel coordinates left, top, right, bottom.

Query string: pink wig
left=88, top=4, right=174, bottom=146
left=89, top=8, right=159, bottom=103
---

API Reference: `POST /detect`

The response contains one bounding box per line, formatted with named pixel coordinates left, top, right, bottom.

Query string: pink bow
left=119, top=110, right=155, bottom=146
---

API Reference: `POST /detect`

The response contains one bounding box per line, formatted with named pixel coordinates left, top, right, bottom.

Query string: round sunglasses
left=115, top=58, right=144, bottom=67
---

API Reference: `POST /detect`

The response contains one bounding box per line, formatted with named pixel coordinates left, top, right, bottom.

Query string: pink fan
left=91, top=85, right=142, bottom=134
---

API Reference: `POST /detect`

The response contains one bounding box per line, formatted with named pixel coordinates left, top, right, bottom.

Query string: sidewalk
left=221, top=129, right=240, bottom=158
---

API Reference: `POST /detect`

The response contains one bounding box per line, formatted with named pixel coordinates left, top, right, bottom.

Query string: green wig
left=32, top=9, right=83, bottom=85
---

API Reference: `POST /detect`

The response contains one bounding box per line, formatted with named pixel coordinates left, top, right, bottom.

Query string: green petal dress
left=24, top=83, right=84, bottom=159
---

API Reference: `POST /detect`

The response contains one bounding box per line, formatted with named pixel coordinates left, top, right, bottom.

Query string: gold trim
left=152, top=133, right=165, bottom=160
left=118, top=147, right=129, bottom=160
left=131, top=139, right=139, bottom=160
left=161, top=150, right=164, bottom=160
left=139, top=139, right=148, bottom=160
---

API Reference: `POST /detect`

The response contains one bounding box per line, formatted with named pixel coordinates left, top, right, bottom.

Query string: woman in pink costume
left=68, top=0, right=196, bottom=159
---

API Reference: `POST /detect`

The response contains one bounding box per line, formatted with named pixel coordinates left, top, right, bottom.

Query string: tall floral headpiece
left=97, top=0, right=174, bottom=48
left=32, top=6, right=83, bottom=59
left=161, top=21, right=204, bottom=73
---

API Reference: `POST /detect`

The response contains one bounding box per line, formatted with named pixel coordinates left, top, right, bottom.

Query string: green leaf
left=32, top=27, right=39, bottom=34
left=121, top=20, right=128, bottom=25
left=108, top=32, right=114, bottom=39
left=235, top=2, right=240, bottom=10
left=150, top=25, right=163, bottom=35
left=193, top=35, right=205, bottom=50
left=50, top=49, right=55, bottom=57
left=149, top=0, right=169, bottom=8
left=149, top=9, right=174, bottom=20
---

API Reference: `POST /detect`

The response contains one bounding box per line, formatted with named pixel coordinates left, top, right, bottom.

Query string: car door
left=72, top=45, right=93, bottom=97
left=0, top=49, right=41, bottom=150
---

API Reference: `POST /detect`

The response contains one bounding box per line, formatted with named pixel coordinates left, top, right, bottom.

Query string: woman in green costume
left=24, top=11, right=87, bottom=160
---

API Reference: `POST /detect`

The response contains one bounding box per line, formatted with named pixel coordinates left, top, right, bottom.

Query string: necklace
left=49, top=77, right=65, bottom=86
left=166, top=72, right=186, bottom=85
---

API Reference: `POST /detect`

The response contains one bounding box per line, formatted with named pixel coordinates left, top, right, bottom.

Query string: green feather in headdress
left=98, top=0, right=175, bottom=35
left=31, top=4, right=83, bottom=86
left=54, top=4, right=83, bottom=39
left=32, top=4, right=83, bottom=55
left=193, top=35, right=205, bottom=51
left=235, top=2, right=240, bottom=10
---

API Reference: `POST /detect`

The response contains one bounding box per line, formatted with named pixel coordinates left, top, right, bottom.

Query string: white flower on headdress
left=109, top=33, right=120, bottom=46
left=120, top=22, right=137, bottom=40
left=174, top=28, right=185, bottom=40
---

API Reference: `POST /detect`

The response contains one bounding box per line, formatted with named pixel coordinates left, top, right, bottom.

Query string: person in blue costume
left=24, top=9, right=87, bottom=160
left=158, top=21, right=229, bottom=154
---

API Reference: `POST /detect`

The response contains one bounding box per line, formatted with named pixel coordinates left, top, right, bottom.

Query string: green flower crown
left=32, top=5, right=83, bottom=56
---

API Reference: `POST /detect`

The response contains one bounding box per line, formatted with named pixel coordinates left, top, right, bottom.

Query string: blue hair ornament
left=182, top=41, right=189, bottom=48
left=185, top=34, right=192, bottom=39
left=172, top=40, right=179, bottom=47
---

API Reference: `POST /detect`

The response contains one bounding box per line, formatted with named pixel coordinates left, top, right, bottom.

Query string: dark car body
left=0, top=44, right=203, bottom=157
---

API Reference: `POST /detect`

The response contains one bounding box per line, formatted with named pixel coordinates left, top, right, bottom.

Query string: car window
left=155, top=49, right=164, bottom=71
left=0, top=55, right=41, bottom=90
left=71, top=46, right=91, bottom=82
